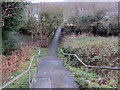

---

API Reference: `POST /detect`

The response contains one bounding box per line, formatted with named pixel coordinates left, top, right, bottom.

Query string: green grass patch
left=69, top=67, right=113, bottom=88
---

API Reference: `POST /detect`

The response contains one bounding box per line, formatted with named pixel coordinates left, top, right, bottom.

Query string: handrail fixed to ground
left=0, top=49, right=41, bottom=89
left=61, top=49, right=120, bottom=83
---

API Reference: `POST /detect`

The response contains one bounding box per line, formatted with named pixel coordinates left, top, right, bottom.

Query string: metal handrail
left=61, top=49, right=120, bottom=83
left=0, top=49, right=40, bottom=89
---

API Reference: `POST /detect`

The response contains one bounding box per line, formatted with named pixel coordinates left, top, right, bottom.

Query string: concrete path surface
left=31, top=26, right=78, bottom=88
left=31, top=56, right=78, bottom=88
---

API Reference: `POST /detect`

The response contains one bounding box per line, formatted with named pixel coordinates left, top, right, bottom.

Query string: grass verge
left=5, top=48, right=47, bottom=88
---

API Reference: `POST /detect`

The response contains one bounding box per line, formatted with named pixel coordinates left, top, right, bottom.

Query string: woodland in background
left=2, top=2, right=28, bottom=55
left=62, top=13, right=119, bottom=37
left=62, top=8, right=119, bottom=37
left=2, top=2, right=119, bottom=55
left=2, top=2, right=63, bottom=55
left=19, top=3, right=63, bottom=47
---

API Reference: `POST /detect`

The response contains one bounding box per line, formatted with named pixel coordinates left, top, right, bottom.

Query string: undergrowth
left=58, top=34, right=119, bottom=88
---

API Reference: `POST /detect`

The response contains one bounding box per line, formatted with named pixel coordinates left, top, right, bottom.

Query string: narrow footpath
left=31, top=26, right=78, bottom=88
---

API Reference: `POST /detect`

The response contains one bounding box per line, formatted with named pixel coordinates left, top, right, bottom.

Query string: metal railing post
left=36, top=57, right=38, bottom=72
left=68, top=55, right=70, bottom=70
left=84, top=67, right=88, bottom=83
left=63, top=56, right=65, bottom=66
left=28, top=70, right=30, bottom=88
left=63, top=57, right=64, bottom=66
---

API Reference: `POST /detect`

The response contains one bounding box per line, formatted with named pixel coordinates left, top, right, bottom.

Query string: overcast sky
left=29, top=0, right=119, bottom=3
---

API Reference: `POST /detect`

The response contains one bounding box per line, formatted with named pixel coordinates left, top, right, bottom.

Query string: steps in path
left=31, top=56, right=78, bottom=88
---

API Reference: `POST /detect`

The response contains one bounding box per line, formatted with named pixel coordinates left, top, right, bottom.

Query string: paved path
left=31, top=26, right=78, bottom=88
left=31, top=56, right=78, bottom=88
